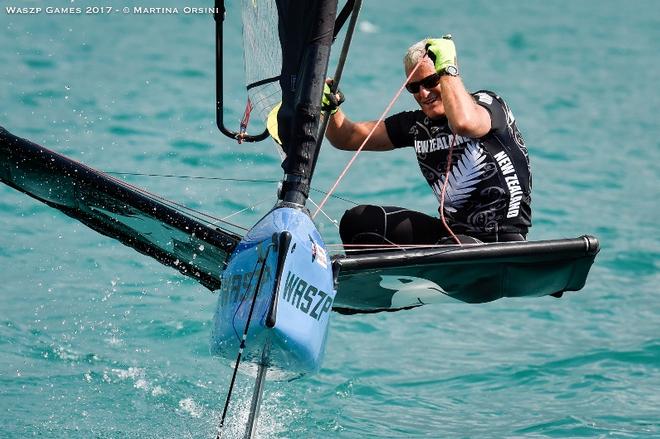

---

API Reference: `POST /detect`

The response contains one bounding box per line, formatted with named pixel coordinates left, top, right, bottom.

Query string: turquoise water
left=1, top=0, right=659, bottom=437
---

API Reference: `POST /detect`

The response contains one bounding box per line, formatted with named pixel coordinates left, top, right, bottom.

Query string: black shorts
left=339, top=205, right=525, bottom=246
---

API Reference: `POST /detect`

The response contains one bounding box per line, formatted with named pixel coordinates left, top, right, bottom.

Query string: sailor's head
left=404, top=40, right=444, bottom=119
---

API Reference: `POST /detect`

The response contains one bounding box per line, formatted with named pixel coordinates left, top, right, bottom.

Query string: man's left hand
left=425, top=35, right=457, bottom=74
left=322, top=81, right=345, bottom=115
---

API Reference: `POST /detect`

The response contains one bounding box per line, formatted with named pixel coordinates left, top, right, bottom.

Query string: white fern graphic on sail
left=432, top=141, right=487, bottom=213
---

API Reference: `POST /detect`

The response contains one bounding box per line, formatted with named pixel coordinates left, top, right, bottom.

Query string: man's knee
left=339, top=205, right=383, bottom=244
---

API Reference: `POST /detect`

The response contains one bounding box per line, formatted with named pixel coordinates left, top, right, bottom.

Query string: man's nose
left=418, top=87, right=431, bottom=98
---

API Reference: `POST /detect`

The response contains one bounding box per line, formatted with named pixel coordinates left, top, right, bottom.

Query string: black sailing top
left=384, top=90, right=532, bottom=237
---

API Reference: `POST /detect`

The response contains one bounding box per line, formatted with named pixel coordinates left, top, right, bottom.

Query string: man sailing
left=323, top=35, right=532, bottom=246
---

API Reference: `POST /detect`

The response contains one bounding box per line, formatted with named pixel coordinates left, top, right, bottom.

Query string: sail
left=332, top=236, right=600, bottom=314
left=240, top=0, right=283, bottom=126
left=239, top=0, right=338, bottom=203
left=0, top=127, right=240, bottom=291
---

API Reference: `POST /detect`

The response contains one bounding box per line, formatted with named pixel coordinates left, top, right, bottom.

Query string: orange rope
left=439, top=134, right=461, bottom=245
left=327, top=243, right=457, bottom=249
left=237, top=98, right=253, bottom=144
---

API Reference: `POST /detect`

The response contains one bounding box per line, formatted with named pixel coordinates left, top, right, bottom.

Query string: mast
left=277, top=0, right=339, bottom=205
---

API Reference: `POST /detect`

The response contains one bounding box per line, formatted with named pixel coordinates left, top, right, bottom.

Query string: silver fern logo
left=432, top=141, right=487, bottom=212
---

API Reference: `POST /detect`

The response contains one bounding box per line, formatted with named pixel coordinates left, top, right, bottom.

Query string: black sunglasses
left=405, top=72, right=441, bottom=94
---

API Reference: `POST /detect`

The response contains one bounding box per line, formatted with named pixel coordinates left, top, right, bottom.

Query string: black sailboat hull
left=332, top=236, right=599, bottom=314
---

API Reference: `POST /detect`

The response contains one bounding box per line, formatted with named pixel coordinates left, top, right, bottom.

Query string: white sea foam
left=178, top=397, right=204, bottom=418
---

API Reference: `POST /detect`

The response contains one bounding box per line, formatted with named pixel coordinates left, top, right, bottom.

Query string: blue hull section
left=211, top=206, right=335, bottom=379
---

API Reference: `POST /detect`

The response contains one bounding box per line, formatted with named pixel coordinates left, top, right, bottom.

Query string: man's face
left=406, top=59, right=445, bottom=119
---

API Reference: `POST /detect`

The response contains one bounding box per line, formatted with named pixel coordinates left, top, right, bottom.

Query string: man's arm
left=426, top=36, right=492, bottom=138
left=440, top=75, right=492, bottom=138
left=325, top=109, right=394, bottom=151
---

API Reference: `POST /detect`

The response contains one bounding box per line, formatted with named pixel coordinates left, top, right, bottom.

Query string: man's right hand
left=425, top=35, right=458, bottom=74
